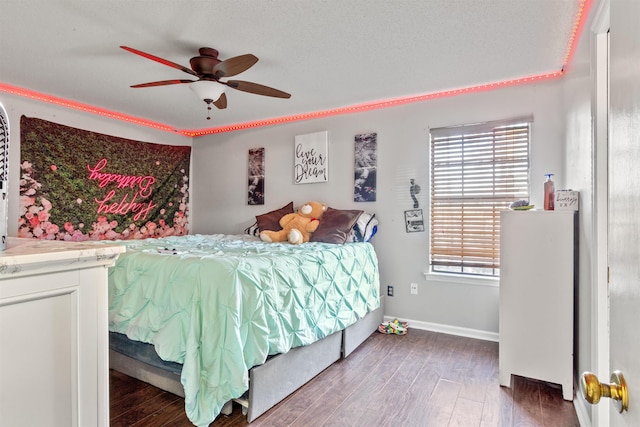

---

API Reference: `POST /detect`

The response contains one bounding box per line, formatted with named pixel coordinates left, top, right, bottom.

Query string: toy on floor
left=378, top=319, right=408, bottom=335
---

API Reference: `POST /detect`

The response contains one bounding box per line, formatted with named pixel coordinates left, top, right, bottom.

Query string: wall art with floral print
left=19, top=116, right=191, bottom=241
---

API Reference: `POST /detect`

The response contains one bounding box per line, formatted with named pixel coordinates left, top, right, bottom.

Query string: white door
left=607, top=0, right=640, bottom=425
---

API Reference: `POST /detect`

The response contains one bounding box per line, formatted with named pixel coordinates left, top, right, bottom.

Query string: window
left=429, top=117, right=531, bottom=277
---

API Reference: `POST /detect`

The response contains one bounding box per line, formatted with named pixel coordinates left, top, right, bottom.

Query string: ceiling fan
left=120, top=46, right=291, bottom=119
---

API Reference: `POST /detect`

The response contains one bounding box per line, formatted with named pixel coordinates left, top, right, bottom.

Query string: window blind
left=429, top=117, right=531, bottom=276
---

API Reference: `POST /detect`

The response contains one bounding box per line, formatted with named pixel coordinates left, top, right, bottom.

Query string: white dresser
left=0, top=238, right=124, bottom=427
left=499, top=210, right=576, bottom=401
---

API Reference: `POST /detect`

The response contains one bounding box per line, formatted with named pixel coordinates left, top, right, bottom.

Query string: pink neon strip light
left=0, top=83, right=177, bottom=133
left=0, top=0, right=592, bottom=137
left=181, top=70, right=565, bottom=136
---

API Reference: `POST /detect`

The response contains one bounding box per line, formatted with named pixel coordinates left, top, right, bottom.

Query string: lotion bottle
left=544, top=174, right=555, bottom=210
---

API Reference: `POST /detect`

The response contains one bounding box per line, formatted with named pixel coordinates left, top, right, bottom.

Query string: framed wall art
left=405, top=209, right=425, bottom=233
left=248, top=147, right=265, bottom=205
left=294, top=131, right=328, bottom=184
left=354, top=132, right=377, bottom=202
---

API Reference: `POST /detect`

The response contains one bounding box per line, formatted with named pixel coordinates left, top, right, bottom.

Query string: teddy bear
left=260, top=201, right=327, bottom=244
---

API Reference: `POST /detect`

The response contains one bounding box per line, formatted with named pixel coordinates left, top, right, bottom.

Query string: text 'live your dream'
left=294, top=143, right=327, bottom=183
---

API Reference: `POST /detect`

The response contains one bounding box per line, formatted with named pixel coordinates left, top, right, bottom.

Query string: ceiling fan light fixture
left=189, top=80, right=226, bottom=103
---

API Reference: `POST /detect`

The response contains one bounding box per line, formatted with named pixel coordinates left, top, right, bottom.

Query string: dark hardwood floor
left=110, top=329, right=579, bottom=427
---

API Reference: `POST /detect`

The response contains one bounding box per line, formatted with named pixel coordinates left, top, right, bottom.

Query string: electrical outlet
left=410, top=283, right=418, bottom=295
left=387, top=285, right=394, bottom=297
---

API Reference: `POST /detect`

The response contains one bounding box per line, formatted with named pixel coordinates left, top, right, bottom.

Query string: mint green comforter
left=108, top=234, right=380, bottom=426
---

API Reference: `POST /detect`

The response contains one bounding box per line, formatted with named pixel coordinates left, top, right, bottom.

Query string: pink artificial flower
left=44, top=222, right=59, bottom=235
left=40, top=197, right=52, bottom=211
left=71, top=230, right=88, bottom=242
left=50, top=165, right=57, bottom=171
left=20, top=195, right=35, bottom=209
left=29, top=215, right=40, bottom=228
left=17, top=227, right=33, bottom=238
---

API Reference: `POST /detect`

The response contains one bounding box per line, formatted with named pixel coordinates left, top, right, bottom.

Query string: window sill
left=423, top=271, right=499, bottom=288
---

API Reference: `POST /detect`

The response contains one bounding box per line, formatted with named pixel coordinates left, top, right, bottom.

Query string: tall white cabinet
left=499, top=210, right=576, bottom=401
left=0, top=238, right=124, bottom=427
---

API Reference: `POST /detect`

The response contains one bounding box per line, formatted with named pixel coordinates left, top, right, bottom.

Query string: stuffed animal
left=260, top=201, right=327, bottom=244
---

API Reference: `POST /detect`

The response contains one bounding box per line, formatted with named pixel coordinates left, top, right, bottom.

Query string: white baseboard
left=383, top=315, right=499, bottom=342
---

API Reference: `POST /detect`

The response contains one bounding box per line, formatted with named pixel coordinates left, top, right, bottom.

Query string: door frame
left=590, top=1, right=610, bottom=426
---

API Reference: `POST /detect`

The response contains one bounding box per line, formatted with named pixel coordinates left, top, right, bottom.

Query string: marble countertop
left=0, top=237, right=125, bottom=278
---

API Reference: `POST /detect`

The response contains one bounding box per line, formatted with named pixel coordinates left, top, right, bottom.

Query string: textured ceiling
left=0, top=1, right=590, bottom=132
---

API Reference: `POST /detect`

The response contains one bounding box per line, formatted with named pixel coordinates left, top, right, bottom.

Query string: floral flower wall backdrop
left=19, top=116, right=191, bottom=241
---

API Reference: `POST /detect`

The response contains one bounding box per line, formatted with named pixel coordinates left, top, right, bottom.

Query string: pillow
left=311, top=208, right=363, bottom=244
left=348, top=211, right=378, bottom=242
left=244, top=221, right=260, bottom=237
left=255, top=202, right=294, bottom=232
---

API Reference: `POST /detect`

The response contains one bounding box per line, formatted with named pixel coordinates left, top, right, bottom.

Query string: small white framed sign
left=405, top=209, right=425, bottom=233
left=294, top=131, right=328, bottom=184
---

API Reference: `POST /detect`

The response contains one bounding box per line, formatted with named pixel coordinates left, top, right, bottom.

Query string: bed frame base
left=246, top=330, right=342, bottom=421
left=109, top=350, right=234, bottom=416
left=109, top=308, right=382, bottom=423
left=343, top=306, right=383, bottom=357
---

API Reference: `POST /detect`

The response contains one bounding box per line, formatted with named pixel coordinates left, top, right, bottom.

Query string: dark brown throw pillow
left=311, top=208, right=363, bottom=244
left=256, top=202, right=294, bottom=231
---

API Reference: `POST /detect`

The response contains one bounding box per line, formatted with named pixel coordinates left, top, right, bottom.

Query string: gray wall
left=190, top=81, right=568, bottom=339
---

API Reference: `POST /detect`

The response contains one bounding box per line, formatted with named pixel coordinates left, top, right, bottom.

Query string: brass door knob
left=580, top=371, right=629, bottom=413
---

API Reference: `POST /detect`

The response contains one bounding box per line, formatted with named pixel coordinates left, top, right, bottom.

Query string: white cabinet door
left=499, top=210, right=575, bottom=400
left=0, top=267, right=110, bottom=427
left=0, top=239, right=122, bottom=427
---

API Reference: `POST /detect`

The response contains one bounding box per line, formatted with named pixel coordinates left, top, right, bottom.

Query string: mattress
left=107, top=234, right=380, bottom=426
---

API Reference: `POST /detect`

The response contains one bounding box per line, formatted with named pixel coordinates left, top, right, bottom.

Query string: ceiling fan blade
left=213, top=54, right=259, bottom=78
left=120, top=46, right=198, bottom=77
left=130, top=79, right=194, bottom=88
left=213, top=93, right=227, bottom=109
left=225, top=80, right=291, bottom=98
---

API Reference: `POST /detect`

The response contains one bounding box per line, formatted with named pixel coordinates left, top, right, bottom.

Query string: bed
left=107, top=232, right=380, bottom=426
